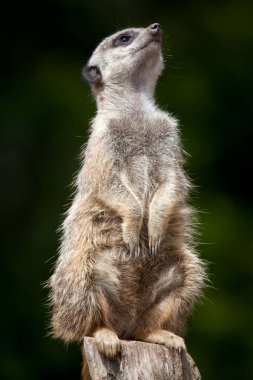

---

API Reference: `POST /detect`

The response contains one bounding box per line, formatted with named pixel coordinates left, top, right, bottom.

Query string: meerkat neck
left=95, top=83, right=157, bottom=115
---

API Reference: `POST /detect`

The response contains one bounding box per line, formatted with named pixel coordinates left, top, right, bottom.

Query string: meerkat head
left=82, top=23, right=164, bottom=97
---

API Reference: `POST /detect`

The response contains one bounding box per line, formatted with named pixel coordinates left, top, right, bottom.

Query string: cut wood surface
left=83, top=337, right=201, bottom=380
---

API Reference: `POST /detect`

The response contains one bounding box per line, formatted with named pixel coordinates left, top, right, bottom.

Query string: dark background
left=1, top=0, right=253, bottom=379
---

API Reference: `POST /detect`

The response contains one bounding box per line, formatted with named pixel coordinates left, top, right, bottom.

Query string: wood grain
left=83, top=337, right=201, bottom=380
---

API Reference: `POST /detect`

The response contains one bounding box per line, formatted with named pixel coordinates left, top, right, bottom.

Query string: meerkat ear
left=82, top=65, right=103, bottom=85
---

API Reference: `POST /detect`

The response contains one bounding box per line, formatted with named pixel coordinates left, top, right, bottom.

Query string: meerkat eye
left=113, top=33, right=134, bottom=47
left=120, top=35, right=130, bottom=43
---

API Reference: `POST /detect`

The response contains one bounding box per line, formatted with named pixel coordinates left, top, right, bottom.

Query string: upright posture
left=49, top=23, right=205, bottom=378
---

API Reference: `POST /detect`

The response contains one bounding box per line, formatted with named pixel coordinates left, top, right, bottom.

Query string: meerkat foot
left=143, top=329, right=186, bottom=352
left=93, top=328, right=121, bottom=358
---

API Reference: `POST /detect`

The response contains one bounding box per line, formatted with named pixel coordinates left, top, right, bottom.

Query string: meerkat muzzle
left=149, top=23, right=163, bottom=34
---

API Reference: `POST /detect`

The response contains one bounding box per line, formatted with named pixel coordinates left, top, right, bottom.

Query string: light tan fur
left=48, top=24, right=205, bottom=379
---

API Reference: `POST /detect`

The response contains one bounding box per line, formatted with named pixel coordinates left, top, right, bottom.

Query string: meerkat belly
left=93, top=250, right=145, bottom=333
left=93, top=246, right=183, bottom=335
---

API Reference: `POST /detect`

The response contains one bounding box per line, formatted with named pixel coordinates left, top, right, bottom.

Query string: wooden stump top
left=83, top=337, right=201, bottom=380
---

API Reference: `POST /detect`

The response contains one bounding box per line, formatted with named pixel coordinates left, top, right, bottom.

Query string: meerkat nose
left=149, top=23, right=162, bottom=33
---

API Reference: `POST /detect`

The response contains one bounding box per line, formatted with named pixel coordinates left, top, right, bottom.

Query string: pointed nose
left=149, top=23, right=162, bottom=33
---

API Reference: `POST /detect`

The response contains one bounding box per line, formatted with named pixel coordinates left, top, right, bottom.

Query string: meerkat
left=48, top=23, right=205, bottom=379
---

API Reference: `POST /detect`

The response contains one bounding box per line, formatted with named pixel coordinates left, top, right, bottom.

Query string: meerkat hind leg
left=93, top=327, right=121, bottom=358
left=143, top=329, right=186, bottom=352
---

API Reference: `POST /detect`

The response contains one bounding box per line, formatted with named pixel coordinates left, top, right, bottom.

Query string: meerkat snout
left=149, top=23, right=162, bottom=33
left=82, top=23, right=164, bottom=96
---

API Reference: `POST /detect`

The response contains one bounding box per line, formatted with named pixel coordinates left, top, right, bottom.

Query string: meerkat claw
left=127, top=241, right=141, bottom=258
left=149, top=238, right=161, bottom=255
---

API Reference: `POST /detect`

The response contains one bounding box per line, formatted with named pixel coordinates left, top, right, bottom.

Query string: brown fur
left=48, top=24, right=205, bottom=379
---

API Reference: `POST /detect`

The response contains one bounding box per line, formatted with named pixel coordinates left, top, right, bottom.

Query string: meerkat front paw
left=144, top=329, right=186, bottom=352
left=122, top=224, right=140, bottom=256
left=93, top=327, right=121, bottom=358
left=148, top=231, right=162, bottom=255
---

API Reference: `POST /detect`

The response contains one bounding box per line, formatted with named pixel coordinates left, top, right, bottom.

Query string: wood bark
left=83, top=337, right=201, bottom=380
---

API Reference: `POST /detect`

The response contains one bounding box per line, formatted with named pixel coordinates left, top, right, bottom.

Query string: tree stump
left=83, top=337, right=201, bottom=380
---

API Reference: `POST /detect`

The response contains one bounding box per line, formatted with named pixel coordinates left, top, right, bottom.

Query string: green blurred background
left=1, top=0, right=253, bottom=379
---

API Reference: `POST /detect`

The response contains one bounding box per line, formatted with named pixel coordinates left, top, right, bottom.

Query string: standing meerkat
left=49, top=23, right=205, bottom=379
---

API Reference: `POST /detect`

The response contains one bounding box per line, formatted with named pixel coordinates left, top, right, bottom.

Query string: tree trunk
left=83, top=337, right=201, bottom=380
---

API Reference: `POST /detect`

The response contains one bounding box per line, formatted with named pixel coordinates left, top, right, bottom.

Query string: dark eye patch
left=113, top=32, right=136, bottom=47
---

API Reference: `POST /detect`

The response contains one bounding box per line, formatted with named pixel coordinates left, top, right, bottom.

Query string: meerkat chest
left=108, top=117, right=174, bottom=163
left=104, top=117, right=177, bottom=201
